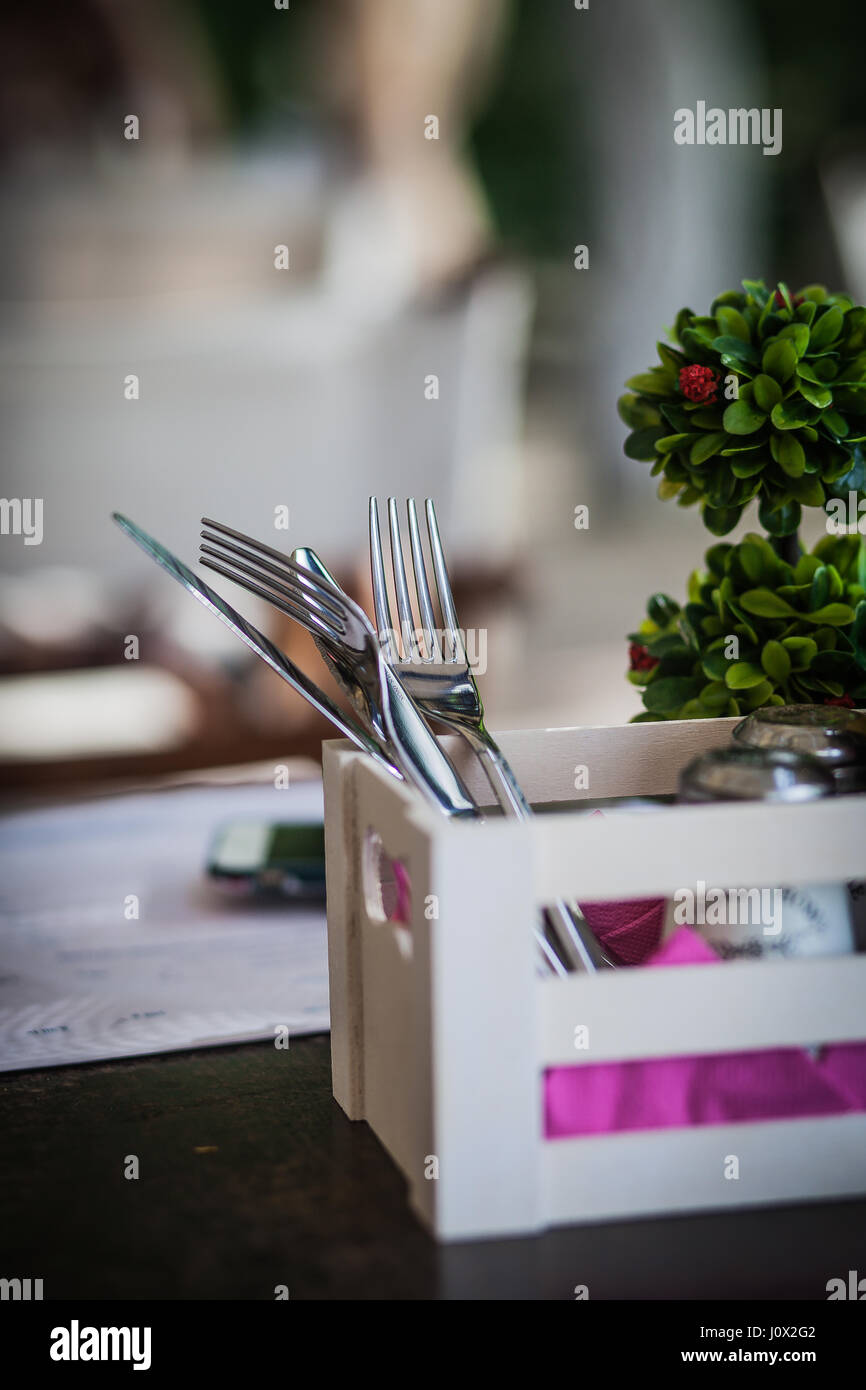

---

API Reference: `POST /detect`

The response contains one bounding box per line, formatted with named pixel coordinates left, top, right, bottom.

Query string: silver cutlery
left=368, top=497, right=612, bottom=974
left=197, top=518, right=575, bottom=976
left=111, top=512, right=398, bottom=776
left=113, top=512, right=565, bottom=974
left=291, top=544, right=570, bottom=980
left=198, top=518, right=479, bottom=822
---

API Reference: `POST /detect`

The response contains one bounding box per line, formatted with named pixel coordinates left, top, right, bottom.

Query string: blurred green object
left=628, top=532, right=866, bottom=720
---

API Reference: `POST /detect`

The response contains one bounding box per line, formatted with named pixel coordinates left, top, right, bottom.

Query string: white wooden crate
left=322, top=718, right=866, bottom=1241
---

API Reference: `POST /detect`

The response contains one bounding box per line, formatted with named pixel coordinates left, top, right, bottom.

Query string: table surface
left=1, top=1035, right=864, bottom=1300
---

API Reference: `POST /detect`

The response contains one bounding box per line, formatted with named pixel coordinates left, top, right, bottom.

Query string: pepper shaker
left=672, top=745, right=854, bottom=960
left=734, top=705, right=866, bottom=948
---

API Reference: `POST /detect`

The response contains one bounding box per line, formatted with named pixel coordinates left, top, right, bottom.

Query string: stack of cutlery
left=114, top=503, right=612, bottom=975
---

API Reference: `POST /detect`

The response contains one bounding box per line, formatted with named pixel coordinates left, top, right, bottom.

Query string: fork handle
left=461, top=726, right=613, bottom=972
left=460, top=727, right=533, bottom=818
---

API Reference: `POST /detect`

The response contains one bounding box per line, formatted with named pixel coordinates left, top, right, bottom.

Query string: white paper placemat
left=0, top=778, right=329, bottom=1071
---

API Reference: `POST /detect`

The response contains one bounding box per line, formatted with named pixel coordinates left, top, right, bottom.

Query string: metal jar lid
left=678, top=745, right=837, bottom=804
left=733, top=704, right=866, bottom=795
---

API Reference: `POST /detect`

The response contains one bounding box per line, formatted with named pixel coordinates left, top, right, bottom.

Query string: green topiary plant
left=619, top=279, right=866, bottom=541
left=622, top=279, right=866, bottom=717
left=628, top=533, right=866, bottom=720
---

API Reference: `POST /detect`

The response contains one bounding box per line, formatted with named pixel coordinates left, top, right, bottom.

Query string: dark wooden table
left=1, top=1036, right=863, bottom=1300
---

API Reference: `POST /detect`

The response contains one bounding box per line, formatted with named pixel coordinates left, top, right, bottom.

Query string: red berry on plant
left=678, top=364, right=718, bottom=404
left=629, top=642, right=658, bottom=673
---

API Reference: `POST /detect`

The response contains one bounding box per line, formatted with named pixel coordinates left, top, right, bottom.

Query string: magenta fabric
left=576, top=810, right=667, bottom=965
left=544, top=927, right=866, bottom=1139
left=578, top=896, right=667, bottom=965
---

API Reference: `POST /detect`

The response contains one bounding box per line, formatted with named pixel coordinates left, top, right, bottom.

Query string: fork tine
left=200, top=524, right=346, bottom=624
left=406, top=498, right=440, bottom=661
left=368, top=498, right=397, bottom=662
left=425, top=498, right=463, bottom=662
left=199, top=556, right=345, bottom=645
left=199, top=542, right=346, bottom=636
left=387, top=498, right=418, bottom=660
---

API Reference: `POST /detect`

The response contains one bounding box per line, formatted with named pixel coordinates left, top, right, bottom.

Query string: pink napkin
left=576, top=809, right=667, bottom=965
left=578, top=896, right=667, bottom=965
left=545, top=927, right=866, bottom=1138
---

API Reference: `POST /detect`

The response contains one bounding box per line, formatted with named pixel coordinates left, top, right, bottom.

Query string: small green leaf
left=777, top=322, right=810, bottom=356
left=758, top=496, right=802, bottom=536
left=771, top=399, right=819, bottom=430
left=697, top=679, right=733, bottom=711
left=761, top=640, right=791, bottom=682
left=739, top=588, right=797, bottom=619
left=725, top=662, right=768, bottom=690
left=624, top=427, right=666, bottom=461
left=618, top=394, right=662, bottom=430
left=785, top=474, right=825, bottom=506
left=701, top=647, right=732, bottom=680
left=703, top=504, right=743, bottom=536
left=822, top=410, right=849, bottom=439
left=647, top=594, right=680, bottom=627
left=716, top=306, right=752, bottom=342
left=811, top=564, right=828, bottom=608
left=730, top=455, right=767, bottom=478
left=798, top=379, right=833, bottom=409
left=752, top=374, right=783, bottom=412
left=796, top=362, right=828, bottom=385
left=723, top=400, right=766, bottom=435
left=803, top=603, right=856, bottom=626
left=781, top=635, right=818, bottom=668
left=625, top=371, right=673, bottom=398
left=762, top=339, right=798, bottom=382
left=808, top=305, right=845, bottom=350
left=690, top=432, right=728, bottom=465
left=793, top=554, right=821, bottom=584
left=771, top=433, right=806, bottom=476
left=743, top=279, right=770, bottom=303
left=656, top=432, right=696, bottom=454
left=657, top=342, right=686, bottom=373
left=643, top=676, right=700, bottom=713
left=743, top=679, right=775, bottom=709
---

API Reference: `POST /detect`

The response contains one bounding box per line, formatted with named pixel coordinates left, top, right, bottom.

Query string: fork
left=369, top=497, right=612, bottom=974
left=198, top=518, right=478, bottom=822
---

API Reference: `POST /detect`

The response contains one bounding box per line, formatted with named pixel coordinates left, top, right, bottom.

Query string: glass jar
left=734, top=706, right=866, bottom=949
left=732, top=704, right=866, bottom=795
left=673, top=745, right=854, bottom=961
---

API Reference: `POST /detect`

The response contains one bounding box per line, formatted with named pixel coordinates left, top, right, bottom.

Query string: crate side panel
left=539, top=954, right=866, bottom=1064
left=532, top=795, right=866, bottom=903
left=541, top=1114, right=866, bottom=1227
left=427, top=822, right=542, bottom=1239
left=323, top=742, right=366, bottom=1119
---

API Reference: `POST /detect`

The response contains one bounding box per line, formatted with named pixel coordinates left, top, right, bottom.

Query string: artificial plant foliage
left=622, top=279, right=866, bottom=716
left=618, top=279, right=866, bottom=538
left=628, top=533, right=866, bottom=720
